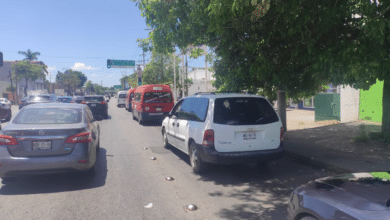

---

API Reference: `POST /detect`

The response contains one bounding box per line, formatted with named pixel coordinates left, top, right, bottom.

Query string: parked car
left=117, top=91, right=127, bottom=107
left=287, top=172, right=390, bottom=220
left=57, top=96, right=73, bottom=103
left=125, top=88, right=135, bottom=112
left=161, top=93, right=284, bottom=173
left=82, top=95, right=108, bottom=120
left=0, top=103, right=100, bottom=182
left=71, top=96, right=84, bottom=104
left=21, top=94, right=58, bottom=109
left=132, top=84, right=174, bottom=124
left=0, top=98, right=12, bottom=121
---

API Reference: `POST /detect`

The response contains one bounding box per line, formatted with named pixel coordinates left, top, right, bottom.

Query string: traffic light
left=0, top=52, right=3, bottom=67
left=107, top=59, right=112, bottom=68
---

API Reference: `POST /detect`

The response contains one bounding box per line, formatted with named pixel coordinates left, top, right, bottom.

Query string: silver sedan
left=0, top=103, right=100, bottom=182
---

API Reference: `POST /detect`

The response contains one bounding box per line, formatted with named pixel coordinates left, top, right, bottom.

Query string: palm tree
left=18, top=49, right=41, bottom=61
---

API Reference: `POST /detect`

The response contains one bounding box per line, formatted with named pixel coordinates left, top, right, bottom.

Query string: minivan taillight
left=65, top=132, right=92, bottom=143
left=280, top=127, right=284, bottom=141
left=0, top=135, right=19, bottom=145
left=202, top=129, right=214, bottom=146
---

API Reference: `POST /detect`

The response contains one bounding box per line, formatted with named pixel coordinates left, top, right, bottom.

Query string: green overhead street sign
left=107, top=59, right=135, bottom=68
left=113, top=85, right=122, bottom=89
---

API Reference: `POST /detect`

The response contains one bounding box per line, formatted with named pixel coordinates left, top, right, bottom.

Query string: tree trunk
left=24, top=78, right=28, bottom=97
left=277, top=89, right=287, bottom=132
left=382, top=77, right=390, bottom=141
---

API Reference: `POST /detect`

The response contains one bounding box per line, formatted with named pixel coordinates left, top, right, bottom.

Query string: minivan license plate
left=243, top=132, right=256, bottom=140
left=33, top=141, right=52, bottom=150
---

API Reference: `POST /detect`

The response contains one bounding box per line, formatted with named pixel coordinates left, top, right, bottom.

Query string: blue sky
left=0, top=0, right=207, bottom=87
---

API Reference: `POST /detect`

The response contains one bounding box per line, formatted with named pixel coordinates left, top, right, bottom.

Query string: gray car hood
left=304, top=172, right=390, bottom=211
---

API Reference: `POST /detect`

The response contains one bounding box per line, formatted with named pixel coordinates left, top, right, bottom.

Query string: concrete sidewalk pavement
left=283, top=118, right=390, bottom=174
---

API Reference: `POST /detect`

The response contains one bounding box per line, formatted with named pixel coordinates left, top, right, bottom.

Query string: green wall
left=359, top=80, right=383, bottom=122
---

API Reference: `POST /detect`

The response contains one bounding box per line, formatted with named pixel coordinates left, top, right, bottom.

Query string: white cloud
left=71, top=62, right=97, bottom=70
left=47, top=66, right=56, bottom=71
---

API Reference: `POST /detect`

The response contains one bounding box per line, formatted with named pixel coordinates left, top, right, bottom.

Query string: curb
left=285, top=151, right=352, bottom=174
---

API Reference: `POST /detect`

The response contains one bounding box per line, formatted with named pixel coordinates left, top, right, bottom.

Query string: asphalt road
left=0, top=101, right=335, bottom=220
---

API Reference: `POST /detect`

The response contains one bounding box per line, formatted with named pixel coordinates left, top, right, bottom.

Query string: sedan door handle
left=177, top=123, right=180, bottom=127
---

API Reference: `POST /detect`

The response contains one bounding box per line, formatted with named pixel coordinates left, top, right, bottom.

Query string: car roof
left=118, top=91, right=128, bottom=94
left=23, top=103, right=85, bottom=109
left=84, top=95, right=104, bottom=97
left=186, top=93, right=265, bottom=99
left=134, top=84, right=172, bottom=93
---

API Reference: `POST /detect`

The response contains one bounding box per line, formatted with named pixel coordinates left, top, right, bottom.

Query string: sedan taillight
left=202, top=129, right=214, bottom=146
left=101, top=101, right=106, bottom=105
left=81, top=101, right=86, bottom=104
left=0, top=135, right=19, bottom=145
left=65, top=132, right=92, bottom=143
left=70, top=101, right=74, bottom=103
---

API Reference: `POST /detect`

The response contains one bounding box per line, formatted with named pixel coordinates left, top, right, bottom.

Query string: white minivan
left=161, top=93, right=284, bottom=173
left=117, top=91, right=127, bottom=107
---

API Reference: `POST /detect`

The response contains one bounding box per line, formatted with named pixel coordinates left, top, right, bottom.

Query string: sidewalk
left=283, top=110, right=390, bottom=173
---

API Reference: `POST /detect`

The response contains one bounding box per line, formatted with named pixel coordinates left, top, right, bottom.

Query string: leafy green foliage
left=13, top=61, right=46, bottom=96
left=18, top=49, right=41, bottom=61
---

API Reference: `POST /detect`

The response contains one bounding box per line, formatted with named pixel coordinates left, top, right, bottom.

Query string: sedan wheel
left=189, top=143, right=206, bottom=173
left=162, top=130, right=170, bottom=149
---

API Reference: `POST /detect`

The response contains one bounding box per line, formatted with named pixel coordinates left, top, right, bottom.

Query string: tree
left=134, top=0, right=390, bottom=137
left=56, top=70, right=81, bottom=95
left=85, top=80, right=94, bottom=95
left=18, top=49, right=41, bottom=61
left=13, top=61, right=46, bottom=97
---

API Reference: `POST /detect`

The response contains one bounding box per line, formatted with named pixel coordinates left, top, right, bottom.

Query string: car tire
left=300, top=216, right=319, bottom=220
left=162, top=129, right=170, bottom=149
left=96, top=135, right=100, bottom=152
left=189, top=142, right=206, bottom=173
left=6, top=113, right=12, bottom=122
left=85, top=164, right=96, bottom=176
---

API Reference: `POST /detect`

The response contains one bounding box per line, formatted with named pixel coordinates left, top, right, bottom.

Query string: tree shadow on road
left=0, top=148, right=108, bottom=195
left=197, top=159, right=330, bottom=219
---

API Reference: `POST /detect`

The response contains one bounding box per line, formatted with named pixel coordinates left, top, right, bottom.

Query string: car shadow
left=167, top=144, right=331, bottom=219
left=0, top=148, right=108, bottom=195
left=140, top=120, right=163, bottom=127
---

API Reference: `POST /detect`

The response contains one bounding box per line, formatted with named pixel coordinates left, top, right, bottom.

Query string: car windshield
left=58, top=97, right=71, bottom=101
left=13, top=108, right=82, bottom=124
left=118, top=94, right=126, bottom=98
left=84, top=96, right=104, bottom=102
left=144, top=92, right=172, bottom=103
left=213, top=97, right=279, bottom=125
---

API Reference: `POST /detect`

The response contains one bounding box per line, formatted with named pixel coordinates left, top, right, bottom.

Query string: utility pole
left=205, top=47, right=208, bottom=92
left=185, top=55, right=188, bottom=96
left=173, top=53, right=176, bottom=101
left=8, top=71, right=14, bottom=105
left=181, top=54, right=184, bottom=98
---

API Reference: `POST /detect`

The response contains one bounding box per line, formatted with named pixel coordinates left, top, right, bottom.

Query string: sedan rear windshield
left=13, top=108, right=82, bottom=124
left=144, top=92, right=172, bottom=103
left=213, top=97, right=279, bottom=125
left=84, top=97, right=104, bottom=102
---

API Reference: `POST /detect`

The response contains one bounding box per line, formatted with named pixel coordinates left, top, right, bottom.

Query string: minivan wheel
left=162, top=129, right=170, bottom=149
left=189, top=143, right=206, bottom=173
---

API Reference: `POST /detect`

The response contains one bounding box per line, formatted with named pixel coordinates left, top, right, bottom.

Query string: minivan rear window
left=213, top=97, right=279, bottom=125
left=119, top=94, right=126, bottom=98
left=144, top=92, right=172, bottom=103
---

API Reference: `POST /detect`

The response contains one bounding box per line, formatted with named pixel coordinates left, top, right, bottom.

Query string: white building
left=186, top=68, right=216, bottom=96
